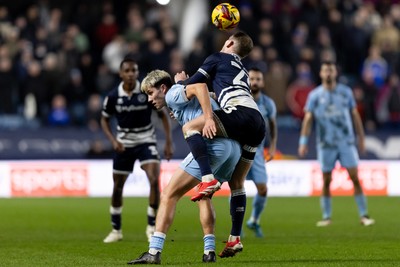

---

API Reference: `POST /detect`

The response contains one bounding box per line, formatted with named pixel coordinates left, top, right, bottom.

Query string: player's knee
left=242, top=145, right=257, bottom=161
left=257, top=185, right=267, bottom=196
left=183, top=129, right=201, bottom=139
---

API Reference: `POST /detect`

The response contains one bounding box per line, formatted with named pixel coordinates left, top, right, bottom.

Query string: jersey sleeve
left=165, top=84, right=189, bottom=110
left=265, top=96, right=277, bottom=120
left=304, top=90, right=317, bottom=113
left=185, top=53, right=219, bottom=84
left=347, top=87, right=356, bottom=109
left=102, top=94, right=115, bottom=117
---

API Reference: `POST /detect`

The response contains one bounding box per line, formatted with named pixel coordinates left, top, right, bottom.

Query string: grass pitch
left=0, top=196, right=398, bottom=267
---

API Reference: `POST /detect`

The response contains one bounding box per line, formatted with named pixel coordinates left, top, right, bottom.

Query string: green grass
left=0, top=196, right=399, bottom=266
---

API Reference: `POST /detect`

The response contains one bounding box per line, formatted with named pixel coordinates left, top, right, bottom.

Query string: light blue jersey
left=246, top=94, right=276, bottom=184
left=305, top=83, right=358, bottom=172
left=166, top=84, right=241, bottom=182
left=305, top=83, right=356, bottom=147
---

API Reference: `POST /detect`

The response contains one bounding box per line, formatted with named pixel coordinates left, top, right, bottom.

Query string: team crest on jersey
left=117, top=98, right=124, bottom=104
left=138, top=94, right=147, bottom=103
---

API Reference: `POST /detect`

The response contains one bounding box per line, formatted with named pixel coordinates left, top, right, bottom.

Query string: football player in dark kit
left=101, top=57, right=173, bottom=244
left=175, top=31, right=266, bottom=257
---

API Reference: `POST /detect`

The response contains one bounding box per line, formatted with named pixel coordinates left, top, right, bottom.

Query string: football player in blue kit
left=298, top=61, right=375, bottom=227
left=101, top=58, right=174, bottom=243
left=128, top=70, right=241, bottom=264
left=245, top=67, right=277, bottom=238
left=174, top=31, right=266, bottom=257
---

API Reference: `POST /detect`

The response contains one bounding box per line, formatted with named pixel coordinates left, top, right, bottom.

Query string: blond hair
left=141, top=70, right=172, bottom=94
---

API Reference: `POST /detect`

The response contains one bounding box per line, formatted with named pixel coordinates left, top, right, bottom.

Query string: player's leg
left=128, top=168, right=198, bottom=264
left=184, top=114, right=228, bottom=201
left=182, top=115, right=215, bottom=182
left=104, top=148, right=134, bottom=243
left=198, top=198, right=217, bottom=263
left=316, top=146, right=336, bottom=227
left=247, top=183, right=267, bottom=238
left=138, top=143, right=162, bottom=240
left=141, top=161, right=161, bottom=241
left=340, top=145, right=375, bottom=226
left=103, top=172, right=129, bottom=243
left=246, top=146, right=267, bottom=237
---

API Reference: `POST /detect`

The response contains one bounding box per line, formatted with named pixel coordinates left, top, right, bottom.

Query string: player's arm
left=156, top=108, right=174, bottom=160
left=298, top=111, right=313, bottom=157
left=175, top=71, right=207, bottom=85
left=100, top=115, right=124, bottom=152
left=175, top=54, right=216, bottom=84
left=267, top=117, right=277, bottom=161
left=101, top=96, right=124, bottom=152
left=185, top=83, right=216, bottom=138
left=351, top=107, right=366, bottom=154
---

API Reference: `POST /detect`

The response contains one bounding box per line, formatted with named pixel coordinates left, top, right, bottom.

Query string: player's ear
left=160, top=84, right=167, bottom=93
left=226, top=40, right=234, bottom=48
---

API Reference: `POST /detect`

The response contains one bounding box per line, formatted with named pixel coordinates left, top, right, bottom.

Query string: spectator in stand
left=372, top=14, right=400, bottom=74
left=360, top=68, right=380, bottom=131
left=0, top=56, right=18, bottom=114
left=47, top=94, right=70, bottom=126
left=361, top=45, right=388, bottom=88
left=286, top=62, right=315, bottom=119
left=264, top=60, right=291, bottom=115
left=376, top=73, right=400, bottom=128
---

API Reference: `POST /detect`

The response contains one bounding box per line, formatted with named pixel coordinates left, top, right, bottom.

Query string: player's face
left=249, top=70, right=264, bottom=93
left=319, top=64, right=337, bottom=84
left=146, top=86, right=166, bottom=110
left=119, top=62, right=139, bottom=85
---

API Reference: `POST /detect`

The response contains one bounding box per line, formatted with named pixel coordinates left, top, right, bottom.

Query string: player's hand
left=202, top=118, right=217, bottom=139
left=169, top=111, right=176, bottom=120
left=113, top=140, right=125, bottom=153
left=174, top=71, right=188, bottom=83
left=298, top=145, right=308, bottom=157
left=266, top=145, right=276, bottom=162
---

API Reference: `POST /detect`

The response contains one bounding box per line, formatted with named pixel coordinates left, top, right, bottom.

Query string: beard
left=250, top=85, right=261, bottom=94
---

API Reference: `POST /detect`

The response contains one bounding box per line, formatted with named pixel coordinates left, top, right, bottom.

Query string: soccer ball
left=211, top=3, right=240, bottom=31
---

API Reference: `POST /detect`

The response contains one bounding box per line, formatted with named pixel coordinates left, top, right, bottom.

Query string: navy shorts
left=214, top=106, right=266, bottom=148
left=113, top=143, right=160, bottom=174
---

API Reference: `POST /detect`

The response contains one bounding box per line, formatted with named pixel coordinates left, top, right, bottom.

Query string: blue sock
left=186, top=134, right=212, bottom=176
left=230, top=189, right=246, bottom=236
left=320, top=196, right=332, bottom=219
left=203, top=234, right=216, bottom=254
left=149, top=232, right=166, bottom=254
left=251, top=194, right=267, bottom=224
left=354, top=193, right=367, bottom=217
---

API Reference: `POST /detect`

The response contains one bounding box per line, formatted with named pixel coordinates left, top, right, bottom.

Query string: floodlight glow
left=156, top=0, right=170, bottom=5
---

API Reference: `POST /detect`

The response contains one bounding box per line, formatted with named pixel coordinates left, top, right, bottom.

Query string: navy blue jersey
left=102, top=81, right=157, bottom=147
left=186, top=52, right=259, bottom=111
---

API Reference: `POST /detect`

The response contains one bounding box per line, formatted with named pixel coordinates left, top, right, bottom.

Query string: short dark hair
left=248, top=67, right=263, bottom=73
left=320, top=60, right=336, bottom=67
left=232, top=31, right=253, bottom=58
left=120, top=56, right=137, bottom=69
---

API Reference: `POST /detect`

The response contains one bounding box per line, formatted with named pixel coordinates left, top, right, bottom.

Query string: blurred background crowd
left=0, top=0, right=400, bottom=132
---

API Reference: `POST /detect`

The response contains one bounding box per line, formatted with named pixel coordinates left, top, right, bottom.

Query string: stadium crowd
left=0, top=0, right=400, bottom=131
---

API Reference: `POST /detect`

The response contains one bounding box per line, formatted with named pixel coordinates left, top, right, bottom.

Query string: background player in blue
left=175, top=31, right=266, bottom=256
left=128, top=70, right=241, bottom=264
left=245, top=68, right=277, bottom=238
left=298, top=61, right=375, bottom=227
left=101, top=58, right=174, bottom=243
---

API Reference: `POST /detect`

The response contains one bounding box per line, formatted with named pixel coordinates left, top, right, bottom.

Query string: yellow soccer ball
left=211, top=3, right=240, bottom=31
